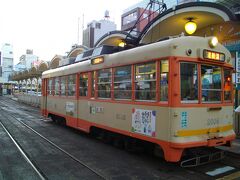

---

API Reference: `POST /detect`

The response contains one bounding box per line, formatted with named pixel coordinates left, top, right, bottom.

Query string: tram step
left=180, top=150, right=225, bottom=168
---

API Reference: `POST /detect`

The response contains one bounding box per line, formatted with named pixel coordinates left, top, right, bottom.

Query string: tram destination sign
left=91, top=57, right=104, bottom=65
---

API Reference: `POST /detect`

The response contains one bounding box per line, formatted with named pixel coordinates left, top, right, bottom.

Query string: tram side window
left=68, top=75, right=76, bottom=96
left=55, top=77, right=60, bottom=95
left=180, top=63, right=198, bottom=102
left=114, top=65, right=132, bottom=99
left=60, top=76, right=66, bottom=96
left=201, top=65, right=221, bottom=102
left=224, top=69, right=232, bottom=101
left=160, top=60, right=169, bottom=101
left=91, top=71, right=95, bottom=97
left=79, top=73, right=88, bottom=96
left=98, top=68, right=112, bottom=98
left=47, top=78, right=53, bottom=95
left=135, top=62, right=156, bottom=101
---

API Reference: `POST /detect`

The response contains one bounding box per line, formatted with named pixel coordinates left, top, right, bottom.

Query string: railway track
left=0, top=120, right=46, bottom=180
left=1, top=96, right=240, bottom=179
left=0, top=105, right=106, bottom=180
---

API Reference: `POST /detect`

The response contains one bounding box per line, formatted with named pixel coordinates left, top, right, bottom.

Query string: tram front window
left=224, top=69, right=232, bottom=101
left=201, top=65, right=221, bottom=103
left=180, top=63, right=198, bottom=103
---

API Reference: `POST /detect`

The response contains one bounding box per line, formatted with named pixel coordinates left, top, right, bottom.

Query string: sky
left=0, top=0, right=140, bottom=64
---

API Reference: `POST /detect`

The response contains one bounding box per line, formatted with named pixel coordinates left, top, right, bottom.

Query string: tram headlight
left=209, top=37, right=218, bottom=48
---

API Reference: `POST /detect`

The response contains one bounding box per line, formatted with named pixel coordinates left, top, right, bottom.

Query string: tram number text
left=207, top=118, right=219, bottom=126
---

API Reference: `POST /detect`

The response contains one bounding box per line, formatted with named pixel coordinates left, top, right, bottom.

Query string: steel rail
left=0, top=106, right=106, bottom=180
left=0, top=120, right=46, bottom=180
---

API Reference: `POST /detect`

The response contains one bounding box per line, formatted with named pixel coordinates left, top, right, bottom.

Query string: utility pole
left=77, top=14, right=84, bottom=45
left=77, top=17, right=80, bottom=44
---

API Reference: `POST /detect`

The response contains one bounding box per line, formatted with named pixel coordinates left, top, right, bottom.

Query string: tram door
left=41, top=78, right=48, bottom=116
left=65, top=75, right=78, bottom=128
left=76, top=72, right=90, bottom=131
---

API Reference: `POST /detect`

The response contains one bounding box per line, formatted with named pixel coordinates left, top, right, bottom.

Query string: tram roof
left=42, top=36, right=232, bottom=79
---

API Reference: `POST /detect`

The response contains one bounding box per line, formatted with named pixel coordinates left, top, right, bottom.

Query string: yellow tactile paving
left=216, top=171, right=240, bottom=180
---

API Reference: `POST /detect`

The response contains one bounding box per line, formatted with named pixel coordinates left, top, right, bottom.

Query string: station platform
left=218, top=137, right=240, bottom=155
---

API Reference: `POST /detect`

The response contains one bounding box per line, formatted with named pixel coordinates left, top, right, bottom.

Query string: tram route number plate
left=132, top=108, right=156, bottom=137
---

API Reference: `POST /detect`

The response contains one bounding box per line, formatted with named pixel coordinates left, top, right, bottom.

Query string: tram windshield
left=180, top=62, right=232, bottom=104
left=201, top=65, right=221, bottom=102
left=180, top=63, right=198, bottom=103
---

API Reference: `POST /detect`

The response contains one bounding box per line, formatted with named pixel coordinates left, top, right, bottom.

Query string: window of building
left=79, top=73, right=88, bottom=96
left=68, top=75, right=76, bottom=96
left=160, top=60, right=169, bottom=101
left=98, top=68, right=112, bottom=98
left=60, top=76, right=66, bottom=96
left=224, top=69, right=232, bottom=101
left=180, top=63, right=198, bottom=103
left=47, top=78, right=53, bottom=95
left=114, top=65, right=132, bottom=99
left=122, top=11, right=137, bottom=25
left=55, top=77, right=60, bottom=95
left=91, top=71, right=96, bottom=97
left=201, top=65, right=221, bottom=102
left=135, top=62, right=156, bottom=101
left=95, top=23, right=101, bottom=29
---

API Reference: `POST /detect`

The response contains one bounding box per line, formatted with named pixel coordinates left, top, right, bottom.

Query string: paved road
left=0, top=96, right=240, bottom=180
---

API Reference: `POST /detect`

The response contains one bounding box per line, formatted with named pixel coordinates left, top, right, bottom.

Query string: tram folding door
left=41, top=79, right=48, bottom=116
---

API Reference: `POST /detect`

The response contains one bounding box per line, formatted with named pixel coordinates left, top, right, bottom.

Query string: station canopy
left=139, top=2, right=238, bottom=44
left=95, top=2, right=238, bottom=48
left=94, top=31, right=137, bottom=48
left=67, top=45, right=88, bottom=58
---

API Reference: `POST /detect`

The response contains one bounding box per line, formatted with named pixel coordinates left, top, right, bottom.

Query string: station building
left=121, top=0, right=239, bottom=58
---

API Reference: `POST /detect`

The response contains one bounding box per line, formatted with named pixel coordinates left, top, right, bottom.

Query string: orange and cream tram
left=41, top=36, right=236, bottom=165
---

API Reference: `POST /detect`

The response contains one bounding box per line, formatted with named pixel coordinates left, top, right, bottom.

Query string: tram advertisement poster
left=66, top=102, right=75, bottom=116
left=132, top=108, right=156, bottom=137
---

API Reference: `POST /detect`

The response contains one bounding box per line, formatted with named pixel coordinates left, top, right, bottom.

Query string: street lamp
left=118, top=41, right=126, bottom=48
left=185, top=18, right=197, bottom=35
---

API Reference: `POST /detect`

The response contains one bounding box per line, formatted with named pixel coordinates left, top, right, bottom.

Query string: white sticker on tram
left=206, top=166, right=235, bottom=176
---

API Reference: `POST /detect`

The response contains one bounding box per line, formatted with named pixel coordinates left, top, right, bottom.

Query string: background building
left=19, top=49, right=38, bottom=70
left=13, top=63, right=27, bottom=72
left=0, top=43, right=14, bottom=95
left=82, top=11, right=117, bottom=48
left=121, top=7, right=159, bottom=36
left=1, top=43, right=14, bottom=82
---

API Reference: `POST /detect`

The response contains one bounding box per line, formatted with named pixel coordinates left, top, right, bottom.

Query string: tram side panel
left=77, top=100, right=171, bottom=148
left=45, top=97, right=78, bottom=128
left=170, top=106, right=235, bottom=146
